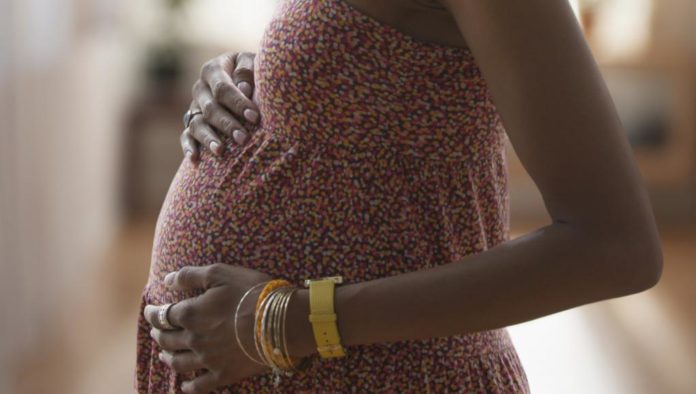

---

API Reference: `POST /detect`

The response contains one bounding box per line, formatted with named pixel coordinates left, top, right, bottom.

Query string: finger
left=195, top=85, right=248, bottom=145
left=182, top=371, right=221, bottom=394
left=159, top=350, right=205, bottom=374
left=164, top=263, right=230, bottom=290
left=233, top=52, right=255, bottom=99
left=193, top=80, right=245, bottom=139
left=143, top=304, right=158, bottom=327
left=202, top=61, right=260, bottom=124
left=189, top=116, right=224, bottom=156
left=143, top=304, right=180, bottom=330
left=164, top=297, right=206, bottom=330
left=151, top=327, right=189, bottom=352
left=181, top=128, right=200, bottom=163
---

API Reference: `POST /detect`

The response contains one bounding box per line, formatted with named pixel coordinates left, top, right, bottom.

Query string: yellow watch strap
left=305, top=276, right=346, bottom=358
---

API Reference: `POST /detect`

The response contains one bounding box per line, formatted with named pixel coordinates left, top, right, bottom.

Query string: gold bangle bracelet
left=259, top=287, right=282, bottom=370
left=281, top=287, right=300, bottom=371
left=249, top=279, right=309, bottom=384
left=254, top=286, right=277, bottom=369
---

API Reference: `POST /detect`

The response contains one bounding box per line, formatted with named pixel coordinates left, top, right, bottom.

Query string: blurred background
left=0, top=0, right=694, bottom=392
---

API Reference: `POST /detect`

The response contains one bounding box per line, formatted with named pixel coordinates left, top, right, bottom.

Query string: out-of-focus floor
left=507, top=221, right=696, bottom=394
left=10, top=218, right=696, bottom=394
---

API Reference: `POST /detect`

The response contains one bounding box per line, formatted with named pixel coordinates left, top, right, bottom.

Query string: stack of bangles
left=234, top=279, right=312, bottom=387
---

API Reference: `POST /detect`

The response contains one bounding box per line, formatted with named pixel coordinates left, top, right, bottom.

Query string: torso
left=136, top=0, right=528, bottom=392
left=340, top=0, right=469, bottom=49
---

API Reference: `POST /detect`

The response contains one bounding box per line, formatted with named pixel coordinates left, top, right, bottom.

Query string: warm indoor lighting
left=186, top=0, right=278, bottom=48
left=588, top=0, right=653, bottom=61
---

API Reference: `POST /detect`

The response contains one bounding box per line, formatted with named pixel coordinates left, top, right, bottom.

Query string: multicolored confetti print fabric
left=136, top=0, right=530, bottom=392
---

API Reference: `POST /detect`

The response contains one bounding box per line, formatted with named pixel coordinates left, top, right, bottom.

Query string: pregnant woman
left=137, top=0, right=663, bottom=392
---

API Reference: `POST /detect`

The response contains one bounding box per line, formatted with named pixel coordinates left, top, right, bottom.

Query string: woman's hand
left=182, top=52, right=260, bottom=164
left=143, top=264, right=274, bottom=393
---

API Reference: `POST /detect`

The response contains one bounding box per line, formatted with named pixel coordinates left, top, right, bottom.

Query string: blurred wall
left=0, top=0, right=278, bottom=389
left=0, top=0, right=137, bottom=388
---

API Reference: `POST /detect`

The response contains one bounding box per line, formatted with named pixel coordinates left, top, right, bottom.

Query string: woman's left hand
left=143, top=263, right=274, bottom=393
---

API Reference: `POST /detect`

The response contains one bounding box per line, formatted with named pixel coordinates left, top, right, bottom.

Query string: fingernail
left=185, top=150, right=192, bottom=160
left=210, top=141, right=220, bottom=154
left=150, top=328, right=156, bottom=338
left=158, top=352, right=165, bottom=361
left=244, top=109, right=259, bottom=123
left=233, top=129, right=248, bottom=145
left=238, top=81, right=252, bottom=98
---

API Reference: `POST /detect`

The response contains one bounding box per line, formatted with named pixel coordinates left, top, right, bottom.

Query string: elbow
left=604, top=231, right=664, bottom=295
left=628, top=247, right=663, bottom=293
left=637, top=242, right=663, bottom=291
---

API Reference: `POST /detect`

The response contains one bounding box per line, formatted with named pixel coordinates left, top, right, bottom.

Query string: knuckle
left=176, top=267, right=191, bottom=284
left=230, top=95, right=247, bottom=111
left=201, top=101, right=216, bottom=119
left=200, top=60, right=216, bottom=77
left=205, top=263, right=226, bottom=282
left=212, top=81, right=231, bottom=100
left=218, top=118, right=234, bottom=133
left=224, top=51, right=238, bottom=63
left=199, top=129, right=215, bottom=145
left=237, top=51, right=255, bottom=64
left=233, top=67, right=253, bottom=82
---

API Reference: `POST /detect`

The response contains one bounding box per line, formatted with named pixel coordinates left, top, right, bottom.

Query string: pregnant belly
left=145, top=131, right=306, bottom=300
left=144, top=131, right=430, bottom=305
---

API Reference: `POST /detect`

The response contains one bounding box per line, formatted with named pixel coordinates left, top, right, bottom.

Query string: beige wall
left=0, top=0, right=137, bottom=387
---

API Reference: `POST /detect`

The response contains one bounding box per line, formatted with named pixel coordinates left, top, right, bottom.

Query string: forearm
left=286, top=222, right=660, bottom=358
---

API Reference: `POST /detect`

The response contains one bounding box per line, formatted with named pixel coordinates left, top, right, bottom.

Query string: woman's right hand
left=182, top=52, right=260, bottom=163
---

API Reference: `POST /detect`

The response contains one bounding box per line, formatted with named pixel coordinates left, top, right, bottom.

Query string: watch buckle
left=304, top=275, right=343, bottom=287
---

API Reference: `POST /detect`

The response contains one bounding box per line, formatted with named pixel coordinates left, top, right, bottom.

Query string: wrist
left=286, top=288, right=316, bottom=359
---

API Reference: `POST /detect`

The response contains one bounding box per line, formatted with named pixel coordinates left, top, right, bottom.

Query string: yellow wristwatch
left=303, top=275, right=346, bottom=358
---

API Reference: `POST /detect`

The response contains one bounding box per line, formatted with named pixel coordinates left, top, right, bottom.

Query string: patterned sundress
left=135, top=0, right=531, bottom=392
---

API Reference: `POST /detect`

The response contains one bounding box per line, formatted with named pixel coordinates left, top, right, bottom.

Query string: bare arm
left=286, top=0, right=663, bottom=358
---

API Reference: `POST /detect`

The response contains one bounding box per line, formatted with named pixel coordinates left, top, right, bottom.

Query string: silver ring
left=183, top=109, right=203, bottom=129
left=158, top=303, right=177, bottom=330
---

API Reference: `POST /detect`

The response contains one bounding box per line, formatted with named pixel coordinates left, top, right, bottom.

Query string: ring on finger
left=158, top=303, right=178, bottom=330
left=183, top=109, right=204, bottom=129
